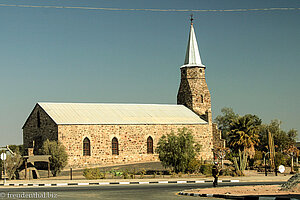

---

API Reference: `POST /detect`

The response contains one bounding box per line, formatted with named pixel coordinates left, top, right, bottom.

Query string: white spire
left=183, top=22, right=205, bottom=67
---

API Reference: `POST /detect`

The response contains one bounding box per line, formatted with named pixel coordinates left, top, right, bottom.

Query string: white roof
left=183, top=23, right=205, bottom=68
left=37, top=102, right=207, bottom=125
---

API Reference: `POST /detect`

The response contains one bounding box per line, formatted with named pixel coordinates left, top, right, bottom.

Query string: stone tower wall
left=177, top=66, right=212, bottom=122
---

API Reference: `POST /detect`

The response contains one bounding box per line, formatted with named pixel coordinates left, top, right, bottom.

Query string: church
left=22, top=19, right=223, bottom=168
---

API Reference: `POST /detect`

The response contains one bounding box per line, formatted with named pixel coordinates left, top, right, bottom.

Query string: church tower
left=177, top=17, right=212, bottom=123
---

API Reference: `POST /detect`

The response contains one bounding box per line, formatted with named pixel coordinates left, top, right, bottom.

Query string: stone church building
left=23, top=20, right=223, bottom=168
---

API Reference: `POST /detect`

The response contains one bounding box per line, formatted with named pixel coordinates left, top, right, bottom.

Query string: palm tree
left=228, top=115, right=260, bottom=156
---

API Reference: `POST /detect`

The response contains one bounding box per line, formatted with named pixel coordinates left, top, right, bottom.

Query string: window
left=112, top=137, right=119, bottom=155
left=83, top=137, right=91, bottom=156
left=37, top=111, right=41, bottom=128
left=200, top=95, right=204, bottom=103
left=147, top=136, right=153, bottom=154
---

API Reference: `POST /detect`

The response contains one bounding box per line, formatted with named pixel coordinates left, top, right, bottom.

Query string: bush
left=221, top=167, right=236, bottom=176
left=109, top=169, right=122, bottom=178
left=156, top=128, right=201, bottom=173
left=275, top=152, right=287, bottom=167
left=199, top=164, right=213, bottom=175
left=83, top=168, right=107, bottom=179
left=83, top=168, right=101, bottom=179
left=187, top=159, right=202, bottom=173
left=6, top=148, right=23, bottom=180
left=8, top=145, right=25, bottom=156
left=254, top=151, right=263, bottom=160
left=250, top=151, right=263, bottom=169
left=248, top=158, right=255, bottom=169
left=40, top=139, right=68, bottom=177
left=138, top=168, right=146, bottom=179
left=122, top=169, right=129, bottom=179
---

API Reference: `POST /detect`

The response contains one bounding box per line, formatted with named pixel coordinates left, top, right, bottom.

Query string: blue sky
left=0, top=0, right=299, bottom=146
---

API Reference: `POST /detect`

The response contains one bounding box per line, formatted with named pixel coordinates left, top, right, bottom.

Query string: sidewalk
left=0, top=173, right=292, bottom=187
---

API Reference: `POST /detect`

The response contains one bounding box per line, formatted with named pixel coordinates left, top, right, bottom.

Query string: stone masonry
left=23, top=104, right=58, bottom=154
left=177, top=66, right=212, bottom=123
left=212, top=123, right=226, bottom=150
left=23, top=104, right=213, bottom=167
left=58, top=124, right=212, bottom=167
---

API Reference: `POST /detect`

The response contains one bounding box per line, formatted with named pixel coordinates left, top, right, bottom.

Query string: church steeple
left=183, top=16, right=205, bottom=67
left=177, top=17, right=212, bottom=123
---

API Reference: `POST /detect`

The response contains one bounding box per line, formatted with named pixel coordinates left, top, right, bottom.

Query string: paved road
left=0, top=182, right=284, bottom=200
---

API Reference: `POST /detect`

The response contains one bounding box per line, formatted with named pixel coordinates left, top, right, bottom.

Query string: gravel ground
left=186, top=185, right=300, bottom=196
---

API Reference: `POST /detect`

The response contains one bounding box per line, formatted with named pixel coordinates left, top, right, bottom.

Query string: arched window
left=112, top=137, right=119, bottom=155
left=147, top=136, right=153, bottom=154
left=200, top=95, right=204, bottom=103
left=83, top=137, right=91, bottom=156
left=37, top=111, right=41, bottom=128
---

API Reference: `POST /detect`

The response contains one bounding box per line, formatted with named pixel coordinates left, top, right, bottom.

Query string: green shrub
left=109, top=169, right=123, bottom=178
left=200, top=164, right=213, bottom=175
left=286, top=157, right=294, bottom=168
left=187, top=159, right=201, bottom=173
left=248, top=158, right=255, bottom=169
left=131, top=168, right=136, bottom=179
left=122, top=169, right=129, bottom=179
left=158, top=171, right=164, bottom=178
left=5, top=150, right=23, bottom=180
left=275, top=152, right=287, bottom=167
left=254, top=151, right=263, bottom=160
left=250, top=151, right=263, bottom=169
left=83, top=168, right=101, bottom=179
left=139, top=168, right=146, bottom=179
left=152, top=172, right=157, bottom=178
left=40, top=139, right=68, bottom=177
left=178, top=172, right=182, bottom=177
left=221, top=167, right=236, bottom=176
left=156, top=128, right=201, bottom=173
left=171, top=171, right=176, bottom=178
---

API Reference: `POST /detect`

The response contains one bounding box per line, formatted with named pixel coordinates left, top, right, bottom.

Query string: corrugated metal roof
left=38, top=102, right=207, bottom=125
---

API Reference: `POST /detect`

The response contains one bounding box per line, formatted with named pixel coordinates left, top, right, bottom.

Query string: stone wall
left=58, top=123, right=213, bottom=168
left=212, top=123, right=225, bottom=150
left=177, top=66, right=212, bottom=123
left=23, top=104, right=58, bottom=153
left=23, top=105, right=214, bottom=168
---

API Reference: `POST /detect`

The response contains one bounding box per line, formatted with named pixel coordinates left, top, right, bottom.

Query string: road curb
left=178, top=192, right=293, bottom=200
left=0, top=179, right=239, bottom=187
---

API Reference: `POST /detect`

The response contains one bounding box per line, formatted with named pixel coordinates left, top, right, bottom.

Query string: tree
left=40, top=139, right=68, bottom=177
left=284, top=145, right=299, bottom=173
left=214, top=107, right=239, bottom=141
left=156, top=128, right=200, bottom=173
left=5, top=148, right=23, bottom=180
left=8, top=145, right=25, bottom=156
left=228, top=115, right=261, bottom=156
left=258, top=120, right=297, bottom=153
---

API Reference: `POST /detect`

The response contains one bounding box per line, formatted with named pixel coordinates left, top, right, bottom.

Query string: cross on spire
left=190, top=14, right=194, bottom=25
